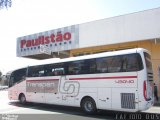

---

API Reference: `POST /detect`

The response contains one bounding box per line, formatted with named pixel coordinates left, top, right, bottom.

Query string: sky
left=0, top=0, right=160, bottom=74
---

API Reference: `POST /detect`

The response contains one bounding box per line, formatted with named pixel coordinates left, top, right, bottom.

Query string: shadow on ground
left=8, top=101, right=160, bottom=120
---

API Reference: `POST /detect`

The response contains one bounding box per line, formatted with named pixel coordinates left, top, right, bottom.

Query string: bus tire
left=19, top=94, right=26, bottom=104
left=81, top=97, right=97, bottom=114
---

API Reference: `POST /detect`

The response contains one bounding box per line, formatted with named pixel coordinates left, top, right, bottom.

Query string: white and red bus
left=8, top=48, right=154, bottom=114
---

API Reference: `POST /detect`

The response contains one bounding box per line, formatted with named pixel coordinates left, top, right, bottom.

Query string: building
left=17, top=7, right=160, bottom=96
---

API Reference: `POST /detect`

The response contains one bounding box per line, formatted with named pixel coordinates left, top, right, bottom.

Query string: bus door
left=8, top=81, right=19, bottom=100
left=8, top=75, right=19, bottom=100
left=8, top=68, right=27, bottom=100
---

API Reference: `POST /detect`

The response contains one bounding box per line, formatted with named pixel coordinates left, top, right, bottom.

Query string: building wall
left=17, top=8, right=160, bottom=59
left=79, top=8, right=160, bottom=48
left=71, top=40, right=160, bottom=96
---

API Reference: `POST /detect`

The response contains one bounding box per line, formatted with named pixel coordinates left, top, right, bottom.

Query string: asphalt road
left=0, top=91, right=160, bottom=120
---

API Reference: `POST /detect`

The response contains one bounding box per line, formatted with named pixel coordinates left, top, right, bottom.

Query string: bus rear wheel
left=81, top=97, right=97, bottom=114
left=19, top=94, right=26, bottom=104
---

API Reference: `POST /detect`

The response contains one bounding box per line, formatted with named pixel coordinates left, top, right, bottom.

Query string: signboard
left=39, top=44, right=51, bottom=55
left=26, top=80, right=59, bottom=93
left=17, top=25, right=79, bottom=58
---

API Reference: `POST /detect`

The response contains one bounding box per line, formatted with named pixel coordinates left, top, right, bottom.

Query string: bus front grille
left=121, top=93, right=135, bottom=109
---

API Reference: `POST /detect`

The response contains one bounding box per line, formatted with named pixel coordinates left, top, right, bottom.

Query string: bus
left=8, top=48, right=154, bottom=114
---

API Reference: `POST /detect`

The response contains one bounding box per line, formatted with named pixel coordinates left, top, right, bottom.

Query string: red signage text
left=20, top=32, right=71, bottom=48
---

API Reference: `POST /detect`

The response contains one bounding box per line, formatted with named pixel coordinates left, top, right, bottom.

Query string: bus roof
left=28, top=48, right=147, bottom=67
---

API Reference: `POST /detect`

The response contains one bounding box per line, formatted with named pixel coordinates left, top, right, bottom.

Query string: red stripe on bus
left=26, top=79, right=59, bottom=82
left=69, top=76, right=137, bottom=80
left=26, top=76, right=137, bottom=82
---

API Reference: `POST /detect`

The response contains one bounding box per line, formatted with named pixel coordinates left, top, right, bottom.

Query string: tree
left=0, top=0, right=12, bottom=9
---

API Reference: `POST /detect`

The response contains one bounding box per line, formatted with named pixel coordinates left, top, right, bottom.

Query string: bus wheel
left=19, top=94, right=26, bottom=104
left=81, top=97, right=97, bottom=114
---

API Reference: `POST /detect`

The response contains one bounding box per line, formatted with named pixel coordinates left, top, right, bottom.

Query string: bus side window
left=96, top=56, right=123, bottom=73
left=96, top=57, right=108, bottom=73
left=39, top=70, right=45, bottom=77
left=68, top=60, right=89, bottom=75
left=43, top=64, right=55, bottom=76
left=85, top=59, right=96, bottom=74
left=52, top=63, right=66, bottom=76
left=45, top=69, right=54, bottom=76
left=68, top=62, right=74, bottom=75
left=107, top=56, right=122, bottom=73
left=28, top=65, right=45, bottom=77
left=90, top=63, right=96, bottom=73
left=125, top=54, right=139, bottom=72
left=54, top=68, right=65, bottom=76
left=121, top=56, right=127, bottom=72
left=51, top=69, right=55, bottom=75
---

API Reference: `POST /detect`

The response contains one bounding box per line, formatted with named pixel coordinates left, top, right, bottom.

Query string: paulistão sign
left=17, top=25, right=79, bottom=57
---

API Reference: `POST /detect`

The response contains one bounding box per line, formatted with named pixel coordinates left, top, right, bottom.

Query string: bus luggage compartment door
left=97, top=88, right=111, bottom=109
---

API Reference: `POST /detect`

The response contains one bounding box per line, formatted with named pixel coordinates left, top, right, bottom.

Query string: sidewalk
left=142, top=99, right=160, bottom=114
left=154, top=98, right=160, bottom=106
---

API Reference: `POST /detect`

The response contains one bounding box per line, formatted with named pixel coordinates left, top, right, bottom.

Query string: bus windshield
left=8, top=68, right=27, bottom=87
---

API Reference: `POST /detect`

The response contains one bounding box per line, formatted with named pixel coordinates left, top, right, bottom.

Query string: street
left=0, top=90, right=160, bottom=120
